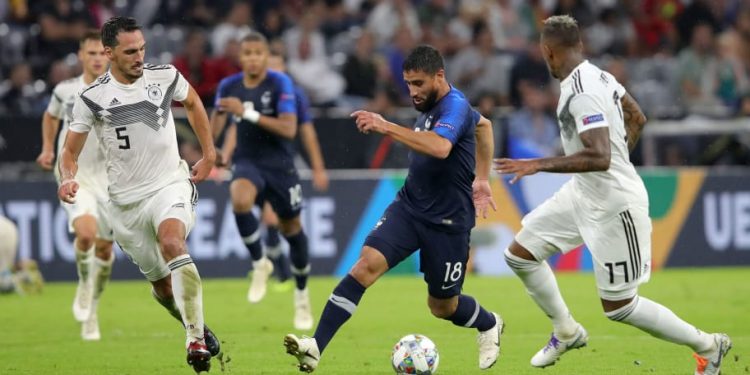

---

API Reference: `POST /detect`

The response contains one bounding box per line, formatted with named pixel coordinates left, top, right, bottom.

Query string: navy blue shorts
left=232, top=160, right=302, bottom=219
left=364, top=201, right=471, bottom=298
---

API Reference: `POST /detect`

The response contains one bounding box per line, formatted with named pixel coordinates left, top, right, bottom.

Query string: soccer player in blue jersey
left=284, top=45, right=503, bottom=373
left=210, top=32, right=314, bottom=330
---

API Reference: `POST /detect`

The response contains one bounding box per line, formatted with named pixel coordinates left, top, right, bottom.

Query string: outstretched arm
left=351, top=110, right=452, bottom=159
left=182, top=86, right=216, bottom=183
left=36, top=112, right=61, bottom=170
left=473, top=115, right=497, bottom=218
left=621, top=93, right=647, bottom=152
left=300, top=122, right=329, bottom=191
left=495, top=127, right=610, bottom=183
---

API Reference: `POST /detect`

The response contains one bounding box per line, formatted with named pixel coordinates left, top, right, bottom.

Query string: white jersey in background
left=69, top=64, right=190, bottom=205
left=48, top=75, right=108, bottom=190
left=555, top=60, right=648, bottom=215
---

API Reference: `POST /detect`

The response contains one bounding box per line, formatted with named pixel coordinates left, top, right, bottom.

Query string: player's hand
left=217, top=97, right=244, bottom=117
left=494, top=158, right=540, bottom=184
left=472, top=179, right=497, bottom=219
left=36, top=150, right=55, bottom=170
left=351, top=110, right=389, bottom=135
left=191, top=156, right=215, bottom=183
left=58, top=179, right=79, bottom=203
left=312, top=169, right=329, bottom=191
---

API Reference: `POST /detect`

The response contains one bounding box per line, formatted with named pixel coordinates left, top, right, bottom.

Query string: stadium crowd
left=1, top=0, right=749, bottom=165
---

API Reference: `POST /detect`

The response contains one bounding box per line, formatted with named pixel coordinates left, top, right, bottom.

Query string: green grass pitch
left=1, top=267, right=748, bottom=374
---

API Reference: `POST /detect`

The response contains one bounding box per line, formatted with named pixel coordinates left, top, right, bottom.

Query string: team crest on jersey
left=424, top=115, right=433, bottom=130
left=261, top=90, right=272, bottom=113
left=147, top=84, right=163, bottom=101
left=374, top=216, right=386, bottom=229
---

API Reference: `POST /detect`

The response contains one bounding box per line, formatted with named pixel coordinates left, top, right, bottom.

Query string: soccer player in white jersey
left=35, top=30, right=113, bottom=341
left=57, top=17, right=219, bottom=373
left=495, top=15, right=731, bottom=375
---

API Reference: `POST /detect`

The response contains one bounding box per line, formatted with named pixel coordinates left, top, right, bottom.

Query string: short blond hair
left=542, top=15, right=581, bottom=47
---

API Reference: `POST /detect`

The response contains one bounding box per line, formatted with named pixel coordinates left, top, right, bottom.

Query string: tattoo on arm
left=621, top=93, right=647, bottom=152
left=537, top=127, right=611, bottom=173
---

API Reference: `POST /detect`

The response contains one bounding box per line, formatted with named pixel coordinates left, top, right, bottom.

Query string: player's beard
left=413, top=89, right=438, bottom=112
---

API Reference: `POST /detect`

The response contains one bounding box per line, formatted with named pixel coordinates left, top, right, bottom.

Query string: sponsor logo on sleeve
left=434, top=122, right=455, bottom=131
left=582, top=114, right=604, bottom=125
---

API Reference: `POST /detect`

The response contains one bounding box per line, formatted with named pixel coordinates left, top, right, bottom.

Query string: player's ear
left=104, top=46, right=114, bottom=60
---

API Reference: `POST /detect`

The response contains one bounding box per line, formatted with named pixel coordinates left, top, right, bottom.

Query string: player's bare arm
left=182, top=85, right=216, bottom=183
left=209, top=108, right=229, bottom=141
left=621, top=92, right=647, bottom=152
left=473, top=115, right=497, bottom=218
left=495, top=127, right=610, bottom=184
left=36, top=111, right=62, bottom=170
left=351, top=110, right=452, bottom=159
left=57, top=130, right=88, bottom=203
left=217, top=97, right=298, bottom=139
left=299, top=122, right=329, bottom=191
left=218, top=123, right=237, bottom=168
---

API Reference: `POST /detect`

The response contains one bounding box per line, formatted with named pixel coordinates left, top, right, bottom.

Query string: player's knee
left=75, top=234, right=96, bottom=250
left=151, top=278, right=173, bottom=300
left=427, top=298, right=456, bottom=319
left=504, top=244, right=540, bottom=272
left=231, top=197, right=254, bottom=213
left=602, top=295, right=637, bottom=319
left=158, top=235, right=186, bottom=259
left=278, top=217, right=301, bottom=236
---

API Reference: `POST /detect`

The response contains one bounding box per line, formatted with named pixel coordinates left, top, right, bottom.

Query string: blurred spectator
left=631, top=0, right=680, bottom=55
left=206, top=38, right=241, bottom=93
left=675, top=0, right=721, bottom=48
left=3, top=0, right=30, bottom=24
left=552, top=0, right=595, bottom=28
left=384, top=24, right=417, bottom=103
left=585, top=7, right=636, bottom=56
left=258, top=7, right=286, bottom=40
left=482, top=0, right=535, bottom=51
left=446, top=2, right=482, bottom=55
left=475, top=92, right=508, bottom=158
left=35, top=0, right=92, bottom=61
left=417, top=0, right=454, bottom=34
left=366, top=0, right=421, bottom=47
left=211, top=0, right=253, bottom=56
left=0, top=63, right=40, bottom=115
left=173, top=30, right=215, bottom=105
left=342, top=31, right=378, bottom=101
left=507, top=86, right=560, bottom=158
left=320, top=0, right=358, bottom=39
left=286, top=13, right=345, bottom=106
left=716, top=31, right=749, bottom=110
left=449, top=22, right=512, bottom=104
left=676, top=23, right=728, bottom=117
left=509, top=41, right=551, bottom=107
left=87, top=0, right=116, bottom=28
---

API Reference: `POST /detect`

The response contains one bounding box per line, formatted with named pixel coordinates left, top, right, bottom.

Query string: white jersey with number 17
left=555, top=60, right=648, bottom=218
left=69, top=64, right=190, bottom=205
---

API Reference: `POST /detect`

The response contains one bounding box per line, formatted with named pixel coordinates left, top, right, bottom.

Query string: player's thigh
left=516, top=182, right=583, bottom=261
left=230, top=161, right=265, bottom=211
left=64, top=187, right=98, bottom=238
left=582, top=206, right=652, bottom=301
left=149, top=180, right=197, bottom=242
left=263, top=168, right=303, bottom=221
left=94, top=195, right=114, bottom=242
left=418, top=226, right=471, bottom=299
left=363, top=202, right=420, bottom=270
left=261, top=201, right=279, bottom=226
left=109, top=200, right=169, bottom=282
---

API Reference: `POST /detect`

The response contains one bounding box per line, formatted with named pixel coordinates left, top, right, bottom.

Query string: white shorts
left=515, top=181, right=652, bottom=300
left=109, top=179, right=197, bottom=282
left=60, top=184, right=113, bottom=241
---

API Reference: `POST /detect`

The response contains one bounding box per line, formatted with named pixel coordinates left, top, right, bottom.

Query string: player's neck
left=435, top=81, right=451, bottom=102
left=110, top=67, right=138, bottom=85
left=243, top=71, right=267, bottom=88
left=82, top=71, right=98, bottom=85
left=557, top=55, right=585, bottom=82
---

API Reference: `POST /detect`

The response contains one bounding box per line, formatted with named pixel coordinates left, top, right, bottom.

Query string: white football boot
left=530, top=323, right=588, bottom=367
left=81, top=311, right=101, bottom=341
left=72, top=276, right=94, bottom=322
left=247, top=257, right=274, bottom=303
left=477, top=312, right=504, bottom=369
left=694, top=333, right=732, bottom=375
left=284, top=334, right=320, bottom=373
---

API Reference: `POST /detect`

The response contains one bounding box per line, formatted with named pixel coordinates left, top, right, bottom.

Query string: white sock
left=607, top=296, right=714, bottom=355
left=75, top=243, right=94, bottom=283
left=91, top=253, right=114, bottom=300
left=168, top=254, right=204, bottom=345
left=504, top=248, right=579, bottom=338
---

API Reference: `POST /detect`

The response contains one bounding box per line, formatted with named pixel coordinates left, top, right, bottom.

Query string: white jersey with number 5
left=69, top=64, right=190, bottom=205
left=555, top=60, right=647, bottom=218
left=48, top=75, right=108, bottom=190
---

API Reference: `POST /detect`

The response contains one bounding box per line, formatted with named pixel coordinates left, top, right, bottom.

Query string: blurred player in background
left=35, top=30, right=113, bottom=341
left=57, top=17, right=220, bottom=372
left=496, top=15, right=731, bottom=375
left=285, top=45, right=502, bottom=373
left=220, top=50, right=329, bottom=291
left=211, top=32, right=314, bottom=330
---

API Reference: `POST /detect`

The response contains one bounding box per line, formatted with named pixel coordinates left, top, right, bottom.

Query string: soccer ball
left=391, top=334, right=439, bottom=374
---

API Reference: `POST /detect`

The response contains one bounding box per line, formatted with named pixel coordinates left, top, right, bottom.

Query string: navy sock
left=265, top=226, right=281, bottom=248
left=234, top=211, right=262, bottom=261
left=285, top=231, right=309, bottom=290
left=266, top=244, right=292, bottom=282
left=447, top=295, right=496, bottom=332
left=313, top=274, right=366, bottom=354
